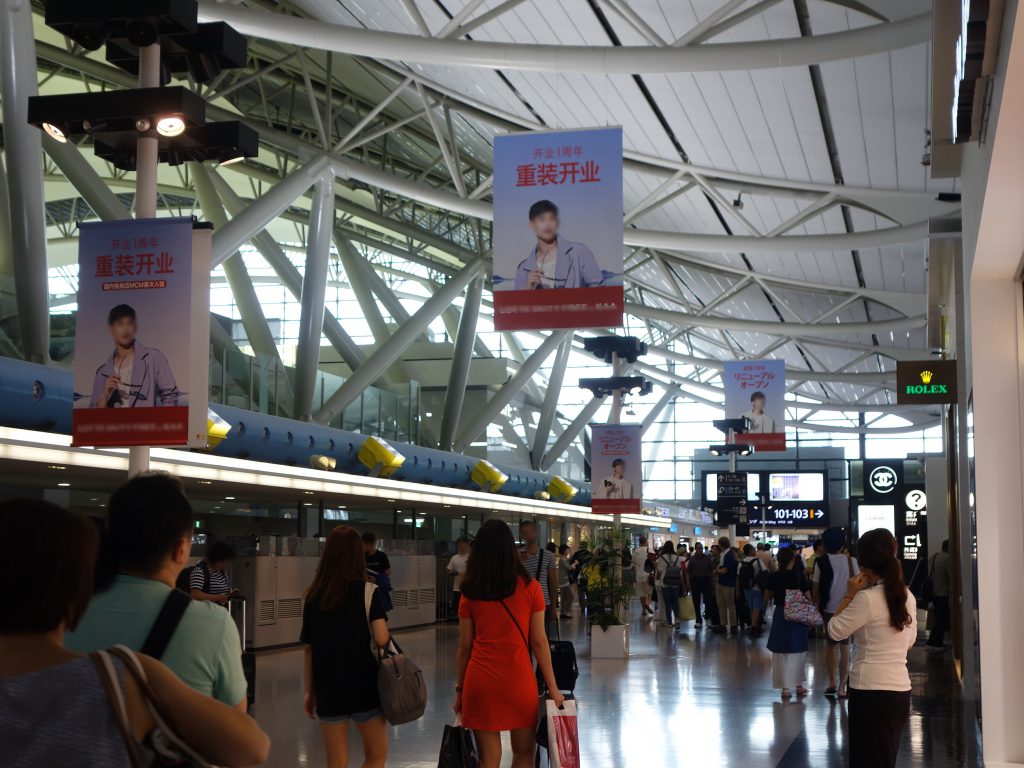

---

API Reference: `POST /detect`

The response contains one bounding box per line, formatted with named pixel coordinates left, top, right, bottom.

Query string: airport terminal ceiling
left=11, top=0, right=958, bottom=501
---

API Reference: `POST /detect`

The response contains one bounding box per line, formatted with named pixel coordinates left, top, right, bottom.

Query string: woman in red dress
left=454, top=520, right=564, bottom=767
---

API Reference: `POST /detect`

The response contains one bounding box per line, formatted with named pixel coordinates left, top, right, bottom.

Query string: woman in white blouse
left=827, top=529, right=917, bottom=768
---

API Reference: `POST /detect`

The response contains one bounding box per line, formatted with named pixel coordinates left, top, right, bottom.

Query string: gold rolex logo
left=920, top=370, right=933, bottom=384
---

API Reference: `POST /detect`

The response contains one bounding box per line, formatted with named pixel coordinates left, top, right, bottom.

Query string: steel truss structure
left=4, top=0, right=954, bottom=475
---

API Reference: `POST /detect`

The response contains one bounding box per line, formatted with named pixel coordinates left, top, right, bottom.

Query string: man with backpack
left=738, top=544, right=767, bottom=637
left=811, top=527, right=860, bottom=697
left=655, top=541, right=685, bottom=628
left=67, top=473, right=248, bottom=709
left=687, top=543, right=717, bottom=630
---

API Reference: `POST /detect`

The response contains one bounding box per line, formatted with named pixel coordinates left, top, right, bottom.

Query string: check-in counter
left=234, top=553, right=437, bottom=649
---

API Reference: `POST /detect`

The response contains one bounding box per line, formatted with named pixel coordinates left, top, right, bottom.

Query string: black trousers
left=691, top=578, right=717, bottom=624
left=928, top=595, right=950, bottom=646
left=848, top=688, right=911, bottom=768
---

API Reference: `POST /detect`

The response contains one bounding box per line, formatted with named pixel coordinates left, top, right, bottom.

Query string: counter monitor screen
left=767, top=472, right=825, bottom=502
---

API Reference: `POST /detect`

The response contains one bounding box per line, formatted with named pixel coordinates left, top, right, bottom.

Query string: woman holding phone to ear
left=827, top=529, right=917, bottom=768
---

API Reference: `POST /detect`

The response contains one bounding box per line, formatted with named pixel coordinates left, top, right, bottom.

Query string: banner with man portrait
left=723, top=359, right=786, bottom=451
left=590, top=423, right=642, bottom=515
left=72, top=217, right=210, bottom=448
left=492, top=127, right=624, bottom=331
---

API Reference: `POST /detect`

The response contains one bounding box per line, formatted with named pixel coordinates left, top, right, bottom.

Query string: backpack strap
left=535, top=551, right=545, bottom=582
left=91, top=650, right=143, bottom=768
left=140, top=589, right=191, bottom=660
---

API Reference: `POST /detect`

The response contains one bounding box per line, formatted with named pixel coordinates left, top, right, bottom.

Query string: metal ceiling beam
left=212, top=155, right=330, bottom=268
left=294, top=176, right=335, bottom=420
left=314, top=259, right=484, bottom=424
left=192, top=163, right=290, bottom=388
left=453, top=330, right=570, bottom=452
left=641, top=386, right=678, bottom=435
left=43, top=137, right=132, bottom=221
left=439, top=274, right=484, bottom=451
left=211, top=172, right=370, bottom=378
left=540, top=395, right=608, bottom=472
left=627, top=302, right=926, bottom=338
left=200, top=3, right=930, bottom=74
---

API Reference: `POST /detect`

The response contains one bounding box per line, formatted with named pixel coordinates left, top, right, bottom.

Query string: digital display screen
left=857, top=504, right=896, bottom=536
left=704, top=472, right=760, bottom=502
left=768, top=472, right=825, bottom=502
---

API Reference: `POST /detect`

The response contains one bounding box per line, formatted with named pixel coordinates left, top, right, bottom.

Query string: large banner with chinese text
left=72, top=218, right=210, bottom=448
left=591, top=423, right=642, bottom=515
left=492, top=127, right=624, bottom=330
left=723, top=359, right=786, bottom=451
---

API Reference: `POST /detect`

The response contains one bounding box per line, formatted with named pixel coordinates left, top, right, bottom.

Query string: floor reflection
left=251, top=609, right=978, bottom=767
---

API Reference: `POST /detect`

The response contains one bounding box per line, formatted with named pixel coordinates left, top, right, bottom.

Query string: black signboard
left=716, top=472, right=747, bottom=501
left=896, top=359, right=957, bottom=405
left=749, top=502, right=829, bottom=528
left=862, top=459, right=903, bottom=501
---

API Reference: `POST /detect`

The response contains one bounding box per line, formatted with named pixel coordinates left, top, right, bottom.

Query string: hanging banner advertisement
left=72, top=217, right=211, bottom=448
left=723, top=359, right=786, bottom=451
left=492, top=126, right=624, bottom=331
left=591, top=423, right=642, bottom=515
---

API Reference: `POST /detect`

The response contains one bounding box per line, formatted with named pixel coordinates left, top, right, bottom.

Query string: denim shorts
left=744, top=588, right=764, bottom=611
left=319, top=708, right=384, bottom=724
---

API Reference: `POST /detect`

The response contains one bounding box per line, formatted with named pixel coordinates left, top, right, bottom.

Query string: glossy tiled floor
left=249, top=605, right=981, bottom=767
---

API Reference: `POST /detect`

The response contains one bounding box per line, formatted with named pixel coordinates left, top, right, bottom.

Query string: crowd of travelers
left=0, top=471, right=924, bottom=768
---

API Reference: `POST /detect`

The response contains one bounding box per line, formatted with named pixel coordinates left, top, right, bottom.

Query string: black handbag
left=437, top=718, right=479, bottom=768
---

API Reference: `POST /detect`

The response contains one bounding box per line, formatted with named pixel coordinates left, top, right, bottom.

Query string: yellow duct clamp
left=471, top=459, right=508, bottom=493
left=546, top=476, right=577, bottom=503
left=357, top=435, right=406, bottom=478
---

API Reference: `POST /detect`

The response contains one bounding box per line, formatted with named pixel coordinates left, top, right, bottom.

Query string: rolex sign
left=895, top=360, right=958, bottom=405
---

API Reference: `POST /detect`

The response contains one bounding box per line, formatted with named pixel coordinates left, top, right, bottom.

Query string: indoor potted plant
left=582, top=527, right=633, bottom=658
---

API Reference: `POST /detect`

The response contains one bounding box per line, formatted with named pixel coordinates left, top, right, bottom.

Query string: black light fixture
left=709, top=444, right=754, bottom=457
left=733, top=191, right=744, bottom=210
left=30, top=1, right=256, bottom=171
left=582, top=335, right=648, bottom=364
left=45, top=0, right=199, bottom=52
left=579, top=376, right=653, bottom=398
left=713, top=417, right=751, bottom=434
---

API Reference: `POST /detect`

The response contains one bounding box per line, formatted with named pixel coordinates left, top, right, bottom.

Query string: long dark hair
left=305, top=526, right=366, bottom=611
left=857, top=528, right=912, bottom=632
left=460, top=519, right=530, bottom=601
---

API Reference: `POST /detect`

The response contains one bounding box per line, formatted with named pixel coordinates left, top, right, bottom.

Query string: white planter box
left=591, top=623, right=629, bottom=658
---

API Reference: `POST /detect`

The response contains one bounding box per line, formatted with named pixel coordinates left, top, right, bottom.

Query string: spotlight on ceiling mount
left=42, top=123, right=69, bottom=143
left=156, top=115, right=186, bottom=137
left=733, top=191, right=744, bottom=210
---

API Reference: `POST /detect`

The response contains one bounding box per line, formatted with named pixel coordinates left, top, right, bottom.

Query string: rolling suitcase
left=231, top=596, right=256, bottom=707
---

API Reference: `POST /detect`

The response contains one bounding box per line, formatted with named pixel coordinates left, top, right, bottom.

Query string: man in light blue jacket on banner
left=514, top=199, right=605, bottom=290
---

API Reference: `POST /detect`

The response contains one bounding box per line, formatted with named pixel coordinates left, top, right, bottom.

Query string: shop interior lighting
left=57, top=482, right=71, bottom=487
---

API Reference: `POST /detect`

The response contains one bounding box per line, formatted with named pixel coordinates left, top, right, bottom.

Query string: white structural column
left=336, top=235, right=391, bottom=342
left=641, top=386, right=678, bottom=435
left=128, top=42, right=163, bottom=475
left=293, top=177, right=335, bottom=420
left=192, top=163, right=289, bottom=385
left=1, top=0, right=51, bottom=362
left=454, top=330, right=570, bottom=452
left=439, top=274, right=484, bottom=451
left=314, top=259, right=484, bottom=425
left=530, top=337, right=572, bottom=469
left=211, top=174, right=368, bottom=376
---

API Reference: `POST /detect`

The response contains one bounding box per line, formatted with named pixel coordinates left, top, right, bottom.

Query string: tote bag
left=783, top=589, right=823, bottom=627
left=365, top=583, right=428, bottom=725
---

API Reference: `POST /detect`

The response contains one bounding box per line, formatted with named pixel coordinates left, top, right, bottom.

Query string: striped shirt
left=189, top=562, right=230, bottom=598
left=522, top=548, right=556, bottom=607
